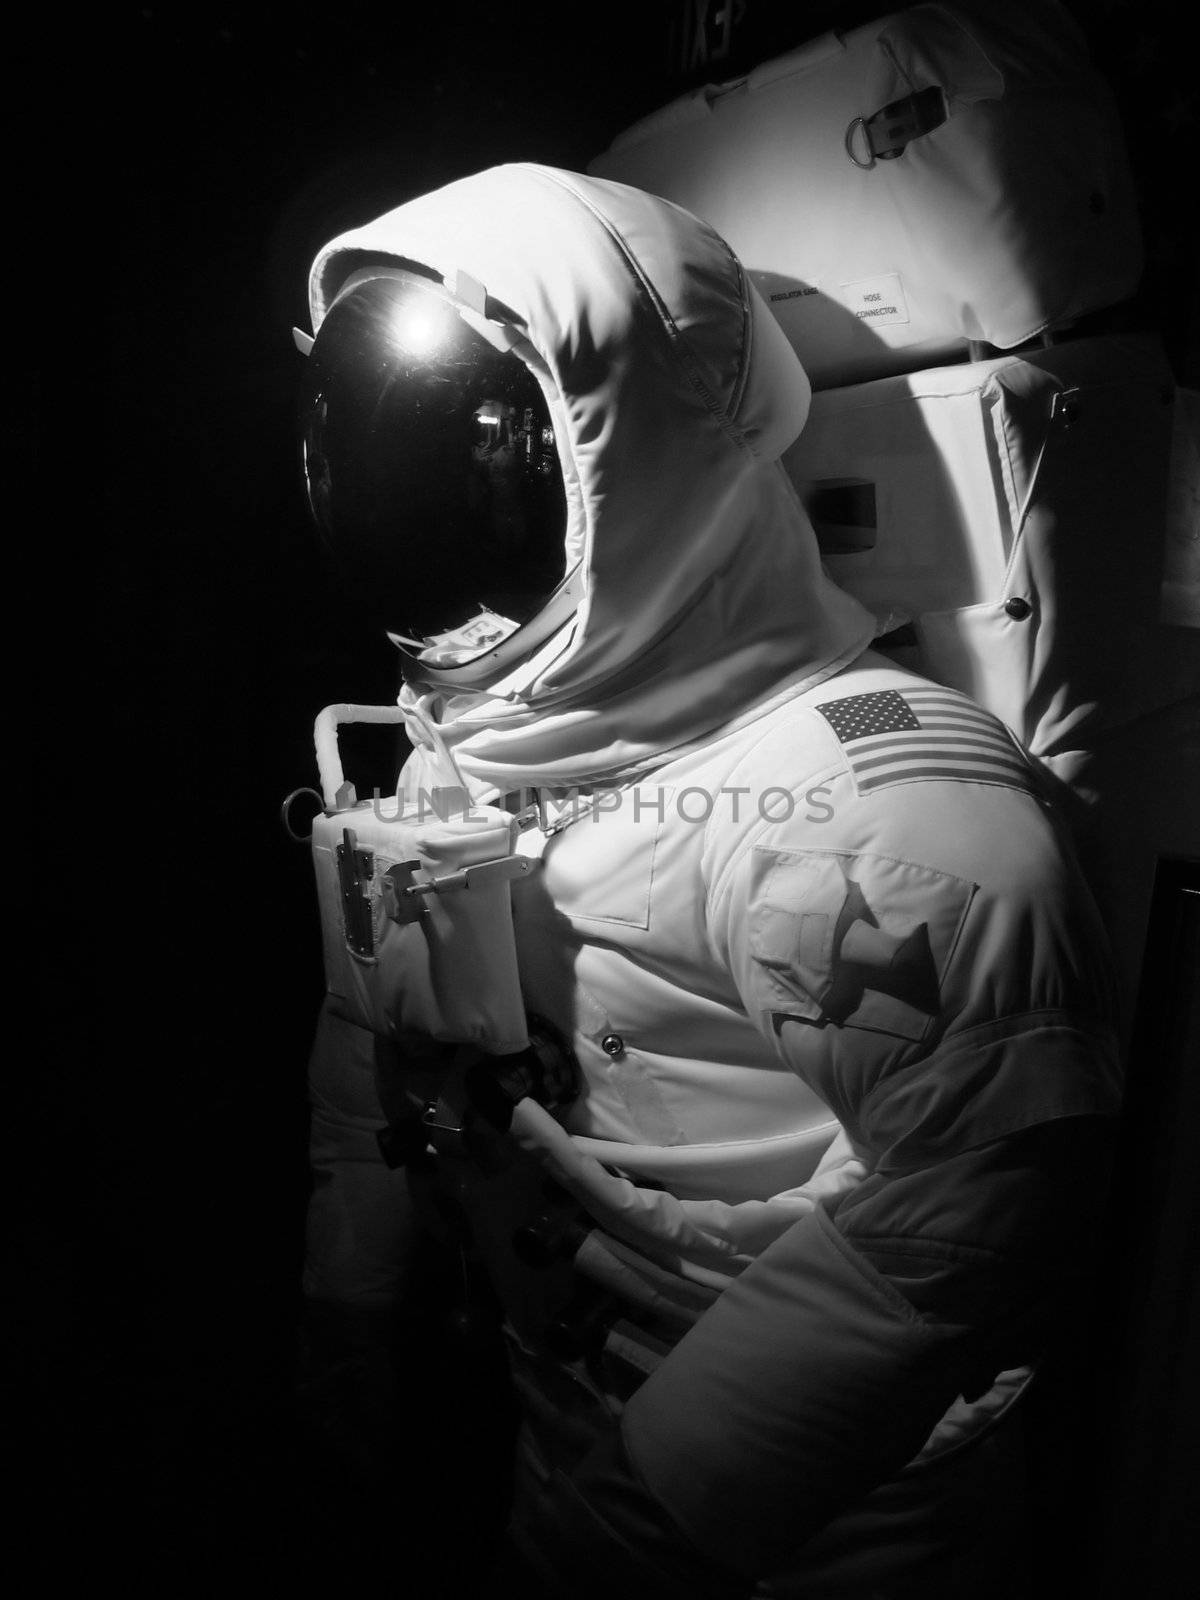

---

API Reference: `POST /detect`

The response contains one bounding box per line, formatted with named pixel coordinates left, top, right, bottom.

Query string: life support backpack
left=589, top=0, right=1198, bottom=1030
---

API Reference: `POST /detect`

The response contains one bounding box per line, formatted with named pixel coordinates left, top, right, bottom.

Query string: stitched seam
left=532, top=167, right=754, bottom=453
left=726, top=251, right=754, bottom=423
left=815, top=1206, right=939, bottom=1334
left=842, top=1235, right=1003, bottom=1265
left=862, top=1009, right=1114, bottom=1117
left=888, top=1100, right=1116, bottom=1155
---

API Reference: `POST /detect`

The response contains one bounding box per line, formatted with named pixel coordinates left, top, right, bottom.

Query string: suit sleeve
left=529, top=793, right=1121, bottom=1589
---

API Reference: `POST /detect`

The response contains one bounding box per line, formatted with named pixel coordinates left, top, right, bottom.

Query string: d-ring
left=280, top=786, right=326, bottom=843
left=844, top=117, right=874, bottom=168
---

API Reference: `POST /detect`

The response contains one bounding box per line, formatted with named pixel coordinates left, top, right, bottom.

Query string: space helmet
left=298, top=266, right=579, bottom=681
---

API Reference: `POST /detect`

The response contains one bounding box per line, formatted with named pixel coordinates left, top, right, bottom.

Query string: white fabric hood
left=309, top=164, right=874, bottom=796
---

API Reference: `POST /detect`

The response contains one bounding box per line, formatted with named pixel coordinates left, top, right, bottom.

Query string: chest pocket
left=540, top=785, right=675, bottom=930
left=749, top=846, right=977, bottom=1043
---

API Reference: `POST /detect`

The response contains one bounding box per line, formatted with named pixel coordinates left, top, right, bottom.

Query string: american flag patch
left=816, top=687, right=1035, bottom=796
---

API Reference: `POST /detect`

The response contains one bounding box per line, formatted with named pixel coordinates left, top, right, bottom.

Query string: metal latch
left=846, top=84, right=947, bottom=167
left=379, top=861, right=425, bottom=926
left=336, top=827, right=376, bottom=958
left=380, top=853, right=534, bottom=926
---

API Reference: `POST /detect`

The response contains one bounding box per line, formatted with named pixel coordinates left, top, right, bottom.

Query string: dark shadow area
left=63, top=8, right=679, bottom=1586
left=1023, top=854, right=1199, bottom=1598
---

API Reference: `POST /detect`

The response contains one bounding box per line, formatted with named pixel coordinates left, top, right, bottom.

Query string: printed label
left=837, top=274, right=910, bottom=326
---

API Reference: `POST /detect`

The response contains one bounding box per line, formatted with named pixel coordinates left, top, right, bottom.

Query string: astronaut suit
left=296, top=164, right=1120, bottom=1598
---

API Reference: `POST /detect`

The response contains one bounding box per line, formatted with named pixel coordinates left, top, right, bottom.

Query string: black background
left=35, top=0, right=1196, bottom=1591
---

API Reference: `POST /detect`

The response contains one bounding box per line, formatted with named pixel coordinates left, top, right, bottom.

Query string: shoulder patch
left=815, top=687, right=1036, bottom=797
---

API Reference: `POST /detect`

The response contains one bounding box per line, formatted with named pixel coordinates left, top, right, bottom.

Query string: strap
left=846, top=84, right=947, bottom=167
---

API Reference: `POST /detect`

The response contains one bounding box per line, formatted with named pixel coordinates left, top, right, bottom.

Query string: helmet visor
left=299, top=271, right=568, bottom=664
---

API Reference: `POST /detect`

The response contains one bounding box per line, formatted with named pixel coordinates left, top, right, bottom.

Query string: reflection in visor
left=298, top=272, right=568, bottom=664
left=385, top=297, right=455, bottom=358
left=472, top=401, right=558, bottom=474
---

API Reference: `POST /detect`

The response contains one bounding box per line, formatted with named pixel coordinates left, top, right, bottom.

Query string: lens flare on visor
left=299, top=271, right=568, bottom=668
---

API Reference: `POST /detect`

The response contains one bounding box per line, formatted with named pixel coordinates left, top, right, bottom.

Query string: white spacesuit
left=297, top=163, right=1121, bottom=1597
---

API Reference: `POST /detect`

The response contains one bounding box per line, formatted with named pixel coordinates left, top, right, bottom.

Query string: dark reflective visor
left=299, top=271, right=568, bottom=661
